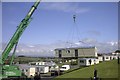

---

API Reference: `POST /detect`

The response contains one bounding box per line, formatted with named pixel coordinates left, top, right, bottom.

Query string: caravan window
left=31, top=63, right=36, bottom=65
left=80, top=60, right=84, bottom=63
left=61, top=67, right=66, bottom=69
left=106, top=57, right=109, bottom=59
left=40, top=68, right=44, bottom=72
left=66, top=50, right=70, bottom=53
left=22, top=69, right=24, bottom=72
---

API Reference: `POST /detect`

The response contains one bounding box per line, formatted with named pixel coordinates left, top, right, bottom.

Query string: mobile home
left=98, top=56, right=103, bottom=62
left=78, top=58, right=99, bottom=66
left=55, top=46, right=98, bottom=58
left=103, top=55, right=111, bottom=61
left=16, top=64, right=36, bottom=77
left=36, top=65, right=49, bottom=74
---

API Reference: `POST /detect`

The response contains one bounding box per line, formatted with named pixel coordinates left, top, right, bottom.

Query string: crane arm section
left=0, top=0, right=40, bottom=64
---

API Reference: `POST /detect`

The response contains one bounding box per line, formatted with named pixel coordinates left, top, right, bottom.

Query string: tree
left=115, top=50, right=120, bottom=53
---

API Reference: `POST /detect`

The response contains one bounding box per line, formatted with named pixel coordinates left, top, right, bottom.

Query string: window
left=61, top=67, right=66, bottom=69
left=106, top=57, right=109, bottom=59
left=31, top=63, right=36, bottom=65
left=36, top=67, right=39, bottom=72
left=40, top=68, right=44, bottom=72
left=66, top=50, right=70, bottom=53
left=80, top=60, right=84, bottom=63
left=37, top=63, right=39, bottom=65
left=22, top=69, right=24, bottom=72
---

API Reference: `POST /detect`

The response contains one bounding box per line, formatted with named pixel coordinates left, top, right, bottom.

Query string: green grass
left=55, top=60, right=118, bottom=78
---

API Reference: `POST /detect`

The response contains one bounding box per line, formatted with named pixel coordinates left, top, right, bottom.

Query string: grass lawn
left=55, top=60, right=118, bottom=78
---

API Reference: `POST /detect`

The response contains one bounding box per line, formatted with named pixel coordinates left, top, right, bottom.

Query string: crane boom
left=10, top=41, right=18, bottom=65
left=0, top=0, right=40, bottom=64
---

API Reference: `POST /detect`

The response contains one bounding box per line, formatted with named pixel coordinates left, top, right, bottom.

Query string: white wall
left=28, top=67, right=36, bottom=77
left=44, top=67, right=49, bottom=73
left=110, top=56, right=118, bottom=60
left=79, top=58, right=99, bottom=66
left=98, top=56, right=103, bottom=61
left=103, top=56, right=111, bottom=61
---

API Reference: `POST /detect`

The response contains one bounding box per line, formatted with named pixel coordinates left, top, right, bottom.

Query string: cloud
left=81, top=38, right=97, bottom=44
left=41, top=3, right=90, bottom=14
left=27, top=45, right=35, bottom=48
left=71, top=38, right=117, bottom=53
left=75, top=42, right=81, bottom=45
left=107, top=41, right=118, bottom=46
left=87, top=30, right=101, bottom=36
left=1, top=39, right=118, bottom=57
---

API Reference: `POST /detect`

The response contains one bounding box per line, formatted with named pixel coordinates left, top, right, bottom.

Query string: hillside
left=55, top=60, right=118, bottom=79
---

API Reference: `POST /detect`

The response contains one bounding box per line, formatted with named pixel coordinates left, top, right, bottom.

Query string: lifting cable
left=64, top=14, right=86, bottom=58
left=65, top=15, right=81, bottom=48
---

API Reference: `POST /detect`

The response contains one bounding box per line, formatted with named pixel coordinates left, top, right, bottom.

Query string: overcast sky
left=2, top=2, right=118, bottom=45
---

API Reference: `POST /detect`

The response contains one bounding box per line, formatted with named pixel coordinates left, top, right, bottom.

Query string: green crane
left=0, top=0, right=40, bottom=78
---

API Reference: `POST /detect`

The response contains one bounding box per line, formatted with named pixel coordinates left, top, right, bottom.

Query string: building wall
left=44, top=67, right=49, bottom=73
left=110, top=56, right=118, bottom=60
left=86, top=59, right=94, bottom=66
left=36, top=66, right=49, bottom=73
left=98, top=55, right=118, bottom=62
left=103, top=56, right=111, bottom=61
left=55, top=47, right=97, bottom=58
left=98, top=56, right=103, bottom=61
left=28, top=67, right=36, bottom=77
left=78, top=48, right=97, bottom=57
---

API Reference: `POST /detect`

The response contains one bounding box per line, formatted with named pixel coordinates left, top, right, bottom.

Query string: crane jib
left=0, top=0, right=40, bottom=64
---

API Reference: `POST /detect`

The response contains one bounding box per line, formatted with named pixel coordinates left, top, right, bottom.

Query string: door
left=75, top=49, right=78, bottom=57
left=59, top=50, right=62, bottom=58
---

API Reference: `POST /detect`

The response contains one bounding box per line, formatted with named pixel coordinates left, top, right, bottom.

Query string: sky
left=2, top=2, right=118, bottom=45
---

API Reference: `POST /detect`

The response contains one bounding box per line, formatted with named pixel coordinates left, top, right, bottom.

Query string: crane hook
left=73, top=15, right=76, bottom=23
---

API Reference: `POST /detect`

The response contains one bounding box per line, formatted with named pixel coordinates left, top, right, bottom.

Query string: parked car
left=60, top=65, right=70, bottom=71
